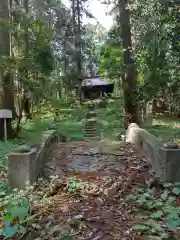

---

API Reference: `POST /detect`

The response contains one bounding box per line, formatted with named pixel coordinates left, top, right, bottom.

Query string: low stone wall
left=8, top=130, right=59, bottom=189
left=126, top=123, right=180, bottom=183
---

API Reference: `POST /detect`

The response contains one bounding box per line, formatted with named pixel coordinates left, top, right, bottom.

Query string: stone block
left=8, top=130, right=59, bottom=189
left=164, top=149, right=180, bottom=182
left=8, top=149, right=37, bottom=189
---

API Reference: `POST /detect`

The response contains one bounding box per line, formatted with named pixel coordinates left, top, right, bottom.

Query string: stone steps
left=84, top=118, right=98, bottom=138
left=85, top=121, right=96, bottom=125
left=84, top=108, right=100, bottom=138
left=84, top=127, right=97, bottom=131
left=86, top=112, right=97, bottom=119
left=84, top=129, right=97, bottom=137
left=84, top=124, right=97, bottom=128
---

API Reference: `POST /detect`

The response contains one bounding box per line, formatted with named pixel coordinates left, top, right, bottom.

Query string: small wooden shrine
left=79, top=76, right=114, bottom=100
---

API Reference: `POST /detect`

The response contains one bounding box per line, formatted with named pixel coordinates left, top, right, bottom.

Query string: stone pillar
left=8, top=149, right=37, bottom=189
left=141, top=101, right=153, bottom=127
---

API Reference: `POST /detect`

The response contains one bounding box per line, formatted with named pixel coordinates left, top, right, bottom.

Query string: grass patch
left=96, top=99, right=124, bottom=139
left=147, top=116, right=180, bottom=143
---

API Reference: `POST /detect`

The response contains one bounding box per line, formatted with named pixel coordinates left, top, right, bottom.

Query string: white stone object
left=121, top=135, right=126, bottom=141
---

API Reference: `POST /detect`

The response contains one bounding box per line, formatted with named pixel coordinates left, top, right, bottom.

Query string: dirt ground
left=25, top=139, right=150, bottom=240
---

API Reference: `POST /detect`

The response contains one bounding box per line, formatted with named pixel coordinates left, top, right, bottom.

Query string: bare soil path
left=28, top=140, right=149, bottom=240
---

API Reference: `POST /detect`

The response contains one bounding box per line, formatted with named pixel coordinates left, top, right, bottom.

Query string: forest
left=0, top=0, right=180, bottom=138
left=0, top=0, right=180, bottom=239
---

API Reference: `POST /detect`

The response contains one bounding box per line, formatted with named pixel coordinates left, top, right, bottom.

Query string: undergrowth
left=131, top=182, right=180, bottom=238
left=0, top=177, right=82, bottom=239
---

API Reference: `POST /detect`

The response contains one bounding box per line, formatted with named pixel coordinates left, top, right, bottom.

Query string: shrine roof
left=81, top=76, right=111, bottom=87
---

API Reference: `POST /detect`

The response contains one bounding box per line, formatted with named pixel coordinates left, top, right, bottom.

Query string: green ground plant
left=131, top=183, right=180, bottom=238
left=67, top=178, right=84, bottom=193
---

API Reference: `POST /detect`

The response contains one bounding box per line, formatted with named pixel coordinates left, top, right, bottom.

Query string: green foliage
left=133, top=0, right=180, bottom=107
left=99, top=43, right=123, bottom=79
left=0, top=142, right=19, bottom=171
left=102, top=0, right=180, bottom=114
left=35, top=47, right=54, bottom=76
left=0, top=190, right=30, bottom=238
left=132, top=183, right=180, bottom=237
left=132, top=225, right=150, bottom=231
left=151, top=211, right=164, bottom=219
left=67, top=178, right=84, bottom=192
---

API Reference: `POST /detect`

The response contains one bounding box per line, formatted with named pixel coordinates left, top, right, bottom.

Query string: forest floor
left=1, top=100, right=180, bottom=239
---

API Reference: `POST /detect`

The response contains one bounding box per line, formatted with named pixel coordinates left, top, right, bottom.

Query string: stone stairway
left=84, top=110, right=98, bottom=138
left=84, top=119, right=97, bottom=138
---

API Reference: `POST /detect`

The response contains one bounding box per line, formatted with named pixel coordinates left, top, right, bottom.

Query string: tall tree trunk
left=72, top=0, right=77, bottom=64
left=76, top=0, right=82, bottom=77
left=118, top=0, right=139, bottom=128
left=22, top=0, right=31, bottom=119
left=0, top=0, right=14, bottom=139
left=63, top=29, right=68, bottom=77
left=71, top=0, right=82, bottom=79
left=71, top=0, right=82, bottom=99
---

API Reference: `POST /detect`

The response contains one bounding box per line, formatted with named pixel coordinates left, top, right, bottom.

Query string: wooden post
left=4, top=118, right=7, bottom=141
left=0, top=109, right=12, bottom=141
left=100, top=90, right=102, bottom=98
left=81, top=90, right=84, bottom=100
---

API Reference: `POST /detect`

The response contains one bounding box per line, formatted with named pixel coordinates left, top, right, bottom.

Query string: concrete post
left=8, top=149, right=37, bottom=189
